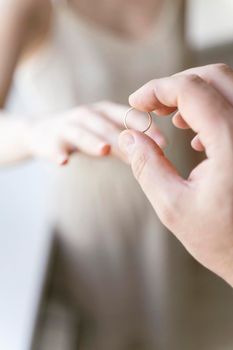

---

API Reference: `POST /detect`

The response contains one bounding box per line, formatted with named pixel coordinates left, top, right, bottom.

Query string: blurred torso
left=6, top=1, right=193, bottom=345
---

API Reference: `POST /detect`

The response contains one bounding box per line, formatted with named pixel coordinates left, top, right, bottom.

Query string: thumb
left=119, top=130, right=187, bottom=227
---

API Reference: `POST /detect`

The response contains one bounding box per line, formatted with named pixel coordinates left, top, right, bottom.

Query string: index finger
left=175, top=64, right=233, bottom=106
left=129, top=74, right=233, bottom=157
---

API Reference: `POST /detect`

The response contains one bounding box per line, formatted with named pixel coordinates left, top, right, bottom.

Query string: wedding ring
left=124, top=107, right=152, bottom=133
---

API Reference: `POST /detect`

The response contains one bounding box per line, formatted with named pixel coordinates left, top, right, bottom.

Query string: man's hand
left=119, top=64, right=233, bottom=286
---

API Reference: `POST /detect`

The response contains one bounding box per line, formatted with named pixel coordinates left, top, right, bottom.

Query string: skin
left=0, top=102, right=166, bottom=165
left=0, top=0, right=166, bottom=166
left=69, top=0, right=164, bottom=40
left=119, top=63, right=233, bottom=287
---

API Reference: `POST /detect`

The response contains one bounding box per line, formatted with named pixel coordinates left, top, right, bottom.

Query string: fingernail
left=119, top=132, right=135, bottom=155
left=99, top=143, right=111, bottom=156
left=57, top=154, right=69, bottom=166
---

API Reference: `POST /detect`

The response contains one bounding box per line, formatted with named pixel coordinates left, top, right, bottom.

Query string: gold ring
left=124, top=107, right=152, bottom=133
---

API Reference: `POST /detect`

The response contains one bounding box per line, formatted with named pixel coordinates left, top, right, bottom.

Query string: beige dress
left=6, top=1, right=233, bottom=349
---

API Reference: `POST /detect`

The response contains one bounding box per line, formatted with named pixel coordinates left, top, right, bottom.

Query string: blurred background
left=1, top=1, right=233, bottom=350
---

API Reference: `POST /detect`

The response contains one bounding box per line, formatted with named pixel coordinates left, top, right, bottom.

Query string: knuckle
left=72, top=106, right=90, bottom=120
left=213, top=63, right=231, bottom=74
left=178, top=74, right=204, bottom=95
left=99, top=122, right=116, bottom=136
left=182, top=74, right=202, bottom=86
left=105, top=123, right=118, bottom=134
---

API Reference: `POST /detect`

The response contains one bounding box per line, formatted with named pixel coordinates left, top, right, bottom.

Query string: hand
left=27, top=101, right=165, bottom=165
left=119, top=64, right=233, bottom=286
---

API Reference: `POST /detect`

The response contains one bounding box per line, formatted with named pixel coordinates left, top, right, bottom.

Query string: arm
left=0, top=0, right=52, bottom=106
left=0, top=1, right=166, bottom=166
left=0, top=1, right=109, bottom=166
left=0, top=0, right=52, bottom=164
left=0, top=115, right=32, bottom=164
left=0, top=101, right=166, bottom=166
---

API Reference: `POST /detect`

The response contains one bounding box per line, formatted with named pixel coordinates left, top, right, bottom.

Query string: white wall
left=187, top=0, right=233, bottom=49
left=0, top=163, right=52, bottom=350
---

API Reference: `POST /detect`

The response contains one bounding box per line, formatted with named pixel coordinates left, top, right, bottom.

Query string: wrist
left=21, top=119, right=37, bottom=160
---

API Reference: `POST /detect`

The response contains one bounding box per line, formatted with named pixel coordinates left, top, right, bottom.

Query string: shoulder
left=22, top=0, right=53, bottom=61
left=0, top=0, right=53, bottom=61
left=0, top=0, right=51, bottom=21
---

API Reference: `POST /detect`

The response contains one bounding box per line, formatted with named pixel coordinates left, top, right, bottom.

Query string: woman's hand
left=28, top=101, right=166, bottom=165
left=119, top=64, right=233, bottom=286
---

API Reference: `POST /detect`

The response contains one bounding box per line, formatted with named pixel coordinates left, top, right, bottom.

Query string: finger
left=124, top=108, right=167, bottom=148
left=175, top=63, right=233, bottom=106
left=92, top=101, right=126, bottom=128
left=64, top=125, right=111, bottom=157
left=130, top=74, right=233, bottom=157
left=119, top=130, right=188, bottom=230
left=129, top=80, right=176, bottom=115
left=73, top=108, right=128, bottom=160
left=74, top=108, right=121, bottom=145
left=172, top=111, right=190, bottom=129
left=191, top=134, right=205, bottom=152
left=130, top=64, right=233, bottom=115
left=93, top=101, right=167, bottom=148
